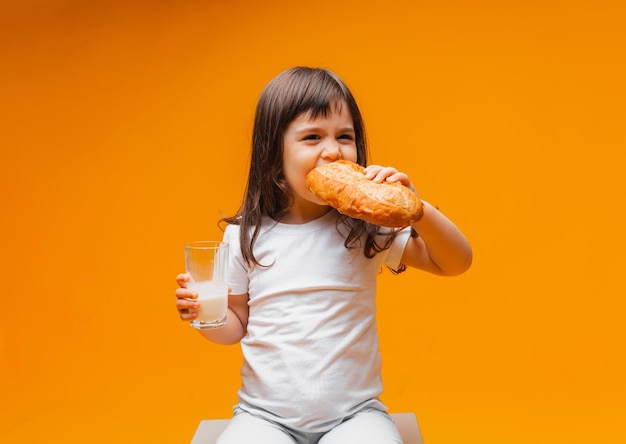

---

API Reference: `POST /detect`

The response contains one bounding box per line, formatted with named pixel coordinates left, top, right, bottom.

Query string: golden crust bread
left=306, top=160, right=424, bottom=228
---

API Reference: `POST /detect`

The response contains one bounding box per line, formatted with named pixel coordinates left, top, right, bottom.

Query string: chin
left=309, top=196, right=330, bottom=207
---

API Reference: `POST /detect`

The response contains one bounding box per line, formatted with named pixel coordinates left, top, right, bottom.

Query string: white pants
left=216, top=408, right=403, bottom=444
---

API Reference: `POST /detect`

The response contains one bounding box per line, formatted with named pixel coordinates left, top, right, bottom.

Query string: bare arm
left=402, top=200, right=473, bottom=276
left=364, top=165, right=472, bottom=276
left=175, top=274, right=249, bottom=345
left=197, top=293, right=249, bottom=344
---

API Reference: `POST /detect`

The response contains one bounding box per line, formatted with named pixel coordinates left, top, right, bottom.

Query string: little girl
left=175, top=66, right=472, bottom=443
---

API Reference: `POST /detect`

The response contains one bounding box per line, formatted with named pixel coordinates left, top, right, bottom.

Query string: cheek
left=343, top=147, right=358, bottom=163
left=282, top=160, right=310, bottom=193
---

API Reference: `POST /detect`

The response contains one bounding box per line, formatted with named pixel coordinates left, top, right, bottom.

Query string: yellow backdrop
left=1, top=0, right=625, bottom=443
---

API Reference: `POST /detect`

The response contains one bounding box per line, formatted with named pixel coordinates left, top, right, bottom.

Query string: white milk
left=187, top=280, right=228, bottom=322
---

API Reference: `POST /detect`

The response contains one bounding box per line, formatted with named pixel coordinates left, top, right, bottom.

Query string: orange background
left=1, top=0, right=625, bottom=443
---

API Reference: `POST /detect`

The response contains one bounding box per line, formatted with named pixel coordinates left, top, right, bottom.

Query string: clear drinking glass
left=184, top=241, right=229, bottom=329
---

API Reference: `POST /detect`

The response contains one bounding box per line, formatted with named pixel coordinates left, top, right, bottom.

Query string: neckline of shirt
left=263, top=209, right=339, bottom=235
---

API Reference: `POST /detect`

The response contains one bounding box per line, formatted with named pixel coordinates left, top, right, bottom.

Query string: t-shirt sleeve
left=384, top=227, right=412, bottom=272
left=223, top=224, right=249, bottom=295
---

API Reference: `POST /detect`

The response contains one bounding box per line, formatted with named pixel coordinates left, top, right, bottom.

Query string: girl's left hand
left=363, top=164, right=418, bottom=195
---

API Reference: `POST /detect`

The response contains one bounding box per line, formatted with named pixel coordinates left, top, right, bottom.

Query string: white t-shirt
left=223, top=209, right=411, bottom=432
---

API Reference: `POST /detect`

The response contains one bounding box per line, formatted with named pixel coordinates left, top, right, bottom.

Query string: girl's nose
left=321, top=142, right=342, bottom=160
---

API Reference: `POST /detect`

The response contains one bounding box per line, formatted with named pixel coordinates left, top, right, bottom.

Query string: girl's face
left=281, top=102, right=358, bottom=221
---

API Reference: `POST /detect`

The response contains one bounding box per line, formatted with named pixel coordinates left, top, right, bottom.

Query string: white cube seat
left=191, top=412, right=424, bottom=443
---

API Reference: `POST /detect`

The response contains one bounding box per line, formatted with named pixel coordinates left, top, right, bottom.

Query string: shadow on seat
left=191, top=412, right=424, bottom=443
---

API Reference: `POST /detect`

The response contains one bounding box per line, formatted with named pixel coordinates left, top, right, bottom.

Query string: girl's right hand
left=175, top=273, right=199, bottom=322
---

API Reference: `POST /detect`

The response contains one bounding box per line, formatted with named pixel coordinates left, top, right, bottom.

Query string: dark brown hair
left=222, top=67, right=398, bottom=267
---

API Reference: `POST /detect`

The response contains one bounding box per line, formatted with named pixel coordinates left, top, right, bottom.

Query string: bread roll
left=306, top=160, right=423, bottom=227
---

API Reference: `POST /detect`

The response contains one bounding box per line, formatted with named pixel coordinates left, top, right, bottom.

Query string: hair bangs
left=280, top=68, right=351, bottom=122
left=297, top=84, right=348, bottom=120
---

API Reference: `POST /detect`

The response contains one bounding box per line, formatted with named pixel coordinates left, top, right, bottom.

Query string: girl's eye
left=338, top=134, right=354, bottom=141
left=303, top=135, right=320, bottom=141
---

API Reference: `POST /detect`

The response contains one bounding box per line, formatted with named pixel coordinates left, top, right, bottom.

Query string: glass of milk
left=184, top=241, right=229, bottom=329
